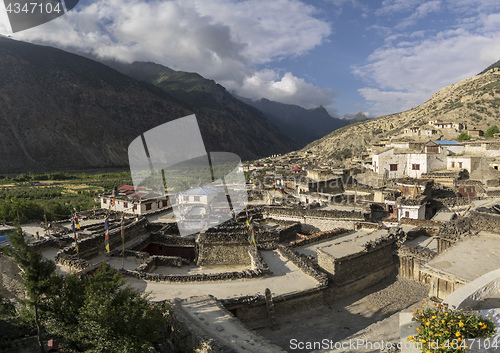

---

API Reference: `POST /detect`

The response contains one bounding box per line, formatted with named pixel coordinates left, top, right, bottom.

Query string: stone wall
left=130, top=232, right=196, bottom=252
left=288, top=228, right=349, bottom=247
left=469, top=210, right=500, bottom=232
left=197, top=243, right=251, bottom=266
left=121, top=246, right=269, bottom=283
left=318, top=238, right=396, bottom=285
left=276, top=245, right=328, bottom=287
left=397, top=243, right=437, bottom=282
left=73, top=218, right=149, bottom=259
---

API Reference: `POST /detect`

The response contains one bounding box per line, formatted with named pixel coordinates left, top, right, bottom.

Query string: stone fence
left=288, top=228, right=349, bottom=247
left=121, top=246, right=270, bottom=283
left=469, top=210, right=500, bottom=233
left=276, top=245, right=328, bottom=287
left=262, top=206, right=369, bottom=232
left=397, top=243, right=437, bottom=262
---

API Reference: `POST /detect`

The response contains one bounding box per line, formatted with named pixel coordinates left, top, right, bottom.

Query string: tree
left=484, top=125, right=499, bottom=138
left=2, top=227, right=58, bottom=353
left=45, top=265, right=169, bottom=352
left=457, top=132, right=471, bottom=140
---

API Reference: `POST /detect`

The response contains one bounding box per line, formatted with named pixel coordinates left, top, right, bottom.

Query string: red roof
left=118, top=185, right=136, bottom=192
left=291, top=166, right=302, bottom=171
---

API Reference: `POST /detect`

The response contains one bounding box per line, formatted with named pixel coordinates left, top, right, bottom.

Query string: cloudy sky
left=2, top=0, right=500, bottom=118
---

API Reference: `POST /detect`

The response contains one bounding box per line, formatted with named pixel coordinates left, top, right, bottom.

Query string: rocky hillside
left=299, top=66, right=500, bottom=161
left=0, top=39, right=296, bottom=174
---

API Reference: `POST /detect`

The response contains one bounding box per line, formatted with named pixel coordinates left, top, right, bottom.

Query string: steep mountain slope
left=104, top=61, right=298, bottom=154
left=0, top=39, right=296, bottom=174
left=234, top=97, right=350, bottom=146
left=300, top=66, right=500, bottom=161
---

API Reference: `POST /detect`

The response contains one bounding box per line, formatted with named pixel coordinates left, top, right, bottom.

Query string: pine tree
left=2, top=227, right=57, bottom=353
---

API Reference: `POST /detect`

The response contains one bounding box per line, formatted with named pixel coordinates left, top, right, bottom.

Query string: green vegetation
left=457, top=132, right=471, bottom=140
left=484, top=125, right=499, bottom=138
left=2, top=227, right=59, bottom=352
left=45, top=266, right=169, bottom=352
left=0, top=172, right=132, bottom=223
left=409, top=302, right=495, bottom=353
left=2, top=228, right=169, bottom=352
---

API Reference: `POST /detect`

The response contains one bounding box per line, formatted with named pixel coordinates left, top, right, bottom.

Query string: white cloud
left=230, top=69, right=337, bottom=109
left=355, top=6, right=500, bottom=116
left=1, top=0, right=334, bottom=108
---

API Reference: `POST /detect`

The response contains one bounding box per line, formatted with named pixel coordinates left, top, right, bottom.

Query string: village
left=2, top=121, right=500, bottom=352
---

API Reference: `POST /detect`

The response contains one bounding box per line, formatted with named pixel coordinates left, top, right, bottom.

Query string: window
left=103, top=199, right=107, bottom=204
left=405, top=211, right=410, bottom=218
left=451, top=162, right=455, bottom=168
left=389, top=164, right=398, bottom=171
left=194, top=196, right=200, bottom=202
left=426, top=146, right=439, bottom=153
left=412, top=164, right=420, bottom=170
left=145, top=203, right=152, bottom=211
left=458, top=162, right=463, bottom=168
left=123, top=202, right=128, bottom=208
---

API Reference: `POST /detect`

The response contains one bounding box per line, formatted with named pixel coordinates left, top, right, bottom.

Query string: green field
left=0, top=172, right=132, bottom=223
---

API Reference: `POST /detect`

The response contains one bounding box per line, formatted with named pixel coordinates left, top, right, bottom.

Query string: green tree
left=484, top=125, right=499, bottom=138
left=457, top=132, right=471, bottom=140
left=45, top=265, right=169, bottom=352
left=2, top=227, right=58, bottom=353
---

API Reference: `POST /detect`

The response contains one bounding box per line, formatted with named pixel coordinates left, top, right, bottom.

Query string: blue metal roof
left=434, top=140, right=462, bottom=145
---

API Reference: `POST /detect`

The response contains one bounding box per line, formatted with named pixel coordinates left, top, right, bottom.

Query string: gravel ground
left=241, top=276, right=429, bottom=353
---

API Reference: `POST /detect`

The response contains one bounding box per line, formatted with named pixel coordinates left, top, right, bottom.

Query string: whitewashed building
left=371, top=141, right=447, bottom=179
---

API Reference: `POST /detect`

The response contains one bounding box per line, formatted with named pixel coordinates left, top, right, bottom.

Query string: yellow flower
left=426, top=322, right=431, bottom=326
left=441, top=320, right=445, bottom=323
left=457, top=337, right=462, bottom=342
left=408, top=336, right=413, bottom=341
left=458, top=321, right=464, bottom=327
left=455, top=332, right=461, bottom=337
left=421, top=339, right=426, bottom=343
left=432, top=315, right=437, bottom=319
left=481, top=324, right=487, bottom=329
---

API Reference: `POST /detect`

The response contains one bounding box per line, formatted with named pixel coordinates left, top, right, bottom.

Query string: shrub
left=457, top=132, right=471, bottom=140
left=409, top=302, right=496, bottom=352
left=484, top=125, right=499, bottom=138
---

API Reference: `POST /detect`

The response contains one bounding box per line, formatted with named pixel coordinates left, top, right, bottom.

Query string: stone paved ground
left=241, top=276, right=429, bottom=353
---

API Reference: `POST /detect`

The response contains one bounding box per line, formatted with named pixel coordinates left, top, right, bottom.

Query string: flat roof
left=422, top=232, right=500, bottom=282
left=295, top=228, right=389, bottom=259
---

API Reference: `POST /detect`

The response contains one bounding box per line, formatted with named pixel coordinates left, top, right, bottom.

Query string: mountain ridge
left=0, top=39, right=296, bottom=174
left=296, top=65, right=500, bottom=162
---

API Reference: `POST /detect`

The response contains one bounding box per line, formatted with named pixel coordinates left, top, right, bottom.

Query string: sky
left=2, top=0, right=500, bottom=118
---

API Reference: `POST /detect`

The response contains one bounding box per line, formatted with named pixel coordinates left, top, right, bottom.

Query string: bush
left=409, top=302, right=496, bottom=352
left=484, top=125, right=499, bottom=138
left=457, top=132, right=471, bottom=140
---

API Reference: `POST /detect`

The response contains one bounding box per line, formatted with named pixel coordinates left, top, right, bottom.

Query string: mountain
left=103, top=61, right=299, bottom=152
left=292, top=64, right=500, bottom=162
left=235, top=97, right=350, bottom=146
left=0, top=39, right=296, bottom=174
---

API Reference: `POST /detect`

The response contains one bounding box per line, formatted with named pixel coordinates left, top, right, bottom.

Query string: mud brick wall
left=318, top=240, right=395, bottom=285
